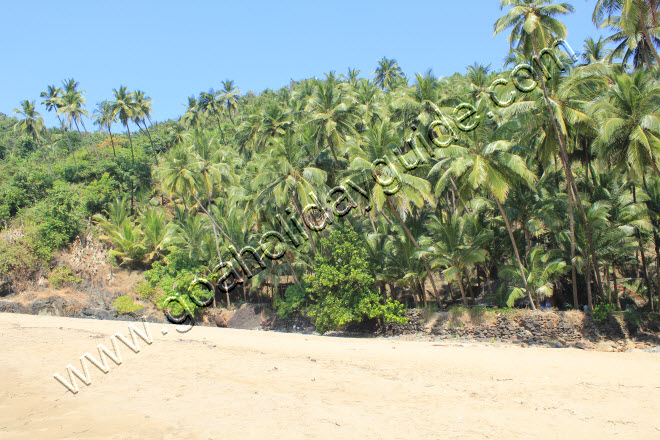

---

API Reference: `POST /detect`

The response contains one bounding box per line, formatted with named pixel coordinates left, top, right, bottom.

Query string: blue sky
left=0, top=0, right=604, bottom=129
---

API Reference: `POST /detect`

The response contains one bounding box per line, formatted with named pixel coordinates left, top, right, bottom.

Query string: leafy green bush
left=113, top=295, right=143, bottom=315
left=134, top=280, right=157, bottom=301
left=48, top=265, right=82, bottom=288
left=154, top=270, right=213, bottom=318
left=300, top=226, right=407, bottom=334
left=28, top=182, right=83, bottom=251
left=593, top=303, right=615, bottom=324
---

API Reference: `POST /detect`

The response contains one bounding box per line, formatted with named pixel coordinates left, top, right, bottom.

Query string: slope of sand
left=0, top=313, right=658, bottom=440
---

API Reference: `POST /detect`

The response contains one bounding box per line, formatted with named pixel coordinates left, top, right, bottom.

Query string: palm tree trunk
left=79, top=119, right=100, bottom=160
left=532, top=38, right=604, bottom=303
left=137, top=120, right=158, bottom=164
left=36, top=138, right=56, bottom=180
left=146, top=115, right=166, bottom=154
left=655, top=230, right=660, bottom=312
left=586, top=265, right=593, bottom=310
left=292, top=200, right=318, bottom=256
left=568, top=185, right=580, bottom=309
left=386, top=197, right=441, bottom=304
left=73, top=120, right=93, bottom=160
left=107, top=126, right=116, bottom=157
left=465, top=269, right=476, bottom=303
left=613, top=267, right=621, bottom=310
left=215, top=117, right=226, bottom=143
left=57, top=115, right=78, bottom=171
left=495, top=197, right=535, bottom=310
left=457, top=276, right=468, bottom=306
left=126, top=125, right=135, bottom=165
left=639, top=17, right=660, bottom=68
left=126, top=125, right=135, bottom=215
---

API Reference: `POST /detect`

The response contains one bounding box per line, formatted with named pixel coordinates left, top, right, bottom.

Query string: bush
left=48, top=265, right=82, bottom=288
left=154, top=270, right=213, bottom=318
left=113, top=295, right=143, bottom=315
left=593, top=303, right=615, bottom=324
left=300, top=226, right=407, bottom=334
left=134, top=280, right=157, bottom=301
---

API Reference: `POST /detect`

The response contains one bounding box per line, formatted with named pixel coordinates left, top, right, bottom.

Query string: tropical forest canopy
left=2, top=0, right=660, bottom=331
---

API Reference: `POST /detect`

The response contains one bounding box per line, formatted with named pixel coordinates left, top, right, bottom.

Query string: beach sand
left=0, top=312, right=658, bottom=439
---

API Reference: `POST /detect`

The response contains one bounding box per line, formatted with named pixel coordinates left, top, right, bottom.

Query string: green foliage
left=113, top=295, right=143, bottom=315
left=275, top=282, right=309, bottom=318
left=48, top=265, right=82, bottom=288
left=593, top=303, right=616, bottom=324
left=28, top=181, right=84, bottom=251
left=134, top=280, right=157, bottom=301
left=0, top=233, right=44, bottom=276
left=301, top=226, right=407, bottom=334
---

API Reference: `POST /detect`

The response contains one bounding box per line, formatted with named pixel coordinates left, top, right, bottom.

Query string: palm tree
left=306, top=80, right=360, bottom=166
left=133, top=90, right=158, bottom=164
left=220, top=80, right=240, bottom=124
left=499, top=247, right=567, bottom=307
left=432, top=135, right=538, bottom=308
left=93, top=101, right=118, bottom=157
left=591, top=70, right=660, bottom=180
left=593, top=0, right=660, bottom=68
left=373, top=57, right=404, bottom=91
left=582, top=36, right=613, bottom=64
left=13, top=100, right=56, bottom=179
left=60, top=78, right=100, bottom=160
left=494, top=0, right=606, bottom=305
left=421, top=212, right=488, bottom=306
left=112, top=86, right=137, bottom=165
left=40, top=85, right=78, bottom=170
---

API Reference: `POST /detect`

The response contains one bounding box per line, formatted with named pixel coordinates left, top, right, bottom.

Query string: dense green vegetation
left=3, top=0, right=660, bottom=331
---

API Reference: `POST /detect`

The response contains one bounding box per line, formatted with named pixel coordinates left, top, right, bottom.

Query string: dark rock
left=0, top=300, right=27, bottom=314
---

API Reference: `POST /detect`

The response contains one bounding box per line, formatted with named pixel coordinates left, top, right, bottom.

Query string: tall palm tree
left=13, top=100, right=56, bottom=179
left=112, top=86, right=137, bottom=165
left=372, top=57, right=404, bottom=91
left=60, top=78, right=100, bottom=160
left=591, top=70, right=660, bottom=180
left=220, top=80, right=240, bottom=125
left=421, top=212, right=488, bottom=306
left=582, top=36, right=613, bottom=64
left=432, top=137, right=538, bottom=308
left=306, top=80, right=360, bottom=167
left=594, top=0, right=660, bottom=68
left=93, top=101, right=118, bottom=157
left=133, top=90, right=158, bottom=163
left=40, top=85, right=78, bottom=170
left=494, top=0, right=606, bottom=305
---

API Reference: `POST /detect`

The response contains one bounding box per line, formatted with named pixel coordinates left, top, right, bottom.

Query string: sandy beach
left=0, top=312, right=658, bottom=440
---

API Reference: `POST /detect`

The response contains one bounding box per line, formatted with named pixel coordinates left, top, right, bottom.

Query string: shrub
left=593, top=303, right=615, bottom=324
left=134, top=280, right=157, bottom=301
left=113, top=295, right=143, bottom=315
left=48, top=265, right=82, bottom=288
left=301, top=226, right=407, bottom=334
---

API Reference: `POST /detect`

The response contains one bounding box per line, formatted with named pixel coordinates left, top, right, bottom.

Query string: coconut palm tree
left=591, top=70, right=660, bottom=180
left=60, top=78, right=100, bottom=160
left=93, top=101, right=118, bottom=157
left=495, top=0, right=606, bottom=304
left=431, top=132, right=538, bottom=308
left=582, top=36, right=613, bottom=64
left=133, top=90, right=158, bottom=163
left=372, top=57, right=404, bottom=91
left=220, top=80, right=240, bottom=125
left=13, top=100, right=56, bottom=179
left=593, top=0, right=660, bottom=68
left=112, top=86, right=137, bottom=165
left=40, top=85, right=78, bottom=170
left=421, top=212, right=488, bottom=306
